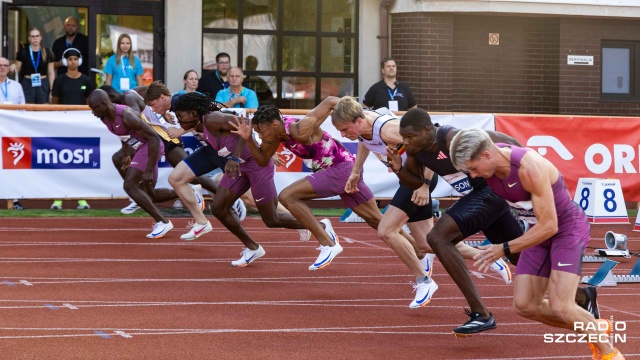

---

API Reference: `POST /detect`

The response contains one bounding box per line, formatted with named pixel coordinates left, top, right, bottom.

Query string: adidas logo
left=436, top=151, right=448, bottom=160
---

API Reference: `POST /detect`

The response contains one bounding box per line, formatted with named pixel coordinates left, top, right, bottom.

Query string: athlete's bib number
left=442, top=172, right=473, bottom=195
left=119, top=136, right=142, bottom=150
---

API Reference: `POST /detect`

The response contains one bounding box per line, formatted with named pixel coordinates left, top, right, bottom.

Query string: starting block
left=581, top=258, right=640, bottom=286
left=573, top=178, right=629, bottom=224
left=339, top=208, right=365, bottom=223
left=582, top=255, right=609, bottom=263
left=465, top=239, right=491, bottom=248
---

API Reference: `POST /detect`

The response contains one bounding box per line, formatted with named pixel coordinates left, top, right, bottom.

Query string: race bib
left=442, top=172, right=473, bottom=195
left=119, top=135, right=142, bottom=150
left=508, top=200, right=538, bottom=225
left=30, top=73, right=41, bottom=87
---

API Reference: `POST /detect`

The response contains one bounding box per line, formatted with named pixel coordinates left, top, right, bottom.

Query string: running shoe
left=121, top=201, right=141, bottom=214
left=231, top=245, right=265, bottom=267
left=580, top=286, right=600, bottom=319
left=12, top=201, right=25, bottom=210
left=77, top=200, right=90, bottom=210
left=309, top=243, right=343, bottom=271
left=589, top=319, right=611, bottom=360
left=231, top=198, right=246, bottom=221
left=420, top=253, right=436, bottom=277
left=50, top=200, right=63, bottom=210
left=173, top=199, right=184, bottom=209
left=490, top=258, right=512, bottom=284
left=319, top=218, right=339, bottom=245
left=409, top=279, right=438, bottom=309
left=298, top=229, right=312, bottom=242
left=600, top=348, right=624, bottom=360
left=180, top=221, right=213, bottom=241
left=146, top=220, right=174, bottom=239
left=191, top=184, right=204, bottom=211
left=452, top=309, right=497, bottom=337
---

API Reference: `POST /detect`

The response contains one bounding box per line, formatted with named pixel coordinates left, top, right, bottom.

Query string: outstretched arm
left=229, top=115, right=280, bottom=167
left=122, top=108, right=160, bottom=182
left=387, top=148, right=424, bottom=190
left=288, top=96, right=339, bottom=144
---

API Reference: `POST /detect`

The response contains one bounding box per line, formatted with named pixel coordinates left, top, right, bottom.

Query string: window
left=601, top=41, right=638, bottom=101
left=202, top=0, right=358, bottom=109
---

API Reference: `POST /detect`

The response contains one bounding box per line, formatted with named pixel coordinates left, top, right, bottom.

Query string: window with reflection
left=202, top=0, right=358, bottom=109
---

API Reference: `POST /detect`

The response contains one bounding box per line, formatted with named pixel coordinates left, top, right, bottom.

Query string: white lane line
left=62, top=303, right=78, bottom=310
left=19, top=280, right=32, bottom=286
left=114, top=330, right=132, bottom=338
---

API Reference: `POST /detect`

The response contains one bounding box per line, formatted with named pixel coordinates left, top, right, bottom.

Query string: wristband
left=424, top=179, right=431, bottom=185
left=503, top=242, right=511, bottom=257
left=393, top=166, right=402, bottom=174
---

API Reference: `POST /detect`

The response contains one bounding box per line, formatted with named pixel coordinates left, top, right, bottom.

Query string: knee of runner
left=426, top=231, right=449, bottom=250
left=277, top=189, right=296, bottom=206
left=513, top=297, right=539, bottom=319
left=261, top=216, right=280, bottom=228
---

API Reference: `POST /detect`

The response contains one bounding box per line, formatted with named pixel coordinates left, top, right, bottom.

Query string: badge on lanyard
left=29, top=47, right=42, bottom=87
left=387, top=87, right=398, bottom=111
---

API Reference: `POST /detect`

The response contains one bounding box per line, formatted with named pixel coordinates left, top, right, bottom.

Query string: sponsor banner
left=496, top=115, right=640, bottom=201
left=1, top=110, right=493, bottom=199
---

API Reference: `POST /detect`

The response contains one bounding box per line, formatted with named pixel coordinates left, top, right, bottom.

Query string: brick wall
left=391, top=12, right=640, bottom=116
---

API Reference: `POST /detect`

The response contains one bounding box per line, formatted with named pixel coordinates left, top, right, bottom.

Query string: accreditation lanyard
left=29, top=47, right=41, bottom=73
left=121, top=57, right=129, bottom=77
left=0, top=82, right=8, bottom=100
left=230, top=87, right=243, bottom=101
left=387, top=87, right=397, bottom=100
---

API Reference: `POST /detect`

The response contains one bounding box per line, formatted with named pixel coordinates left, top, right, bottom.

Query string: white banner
left=0, top=110, right=494, bottom=200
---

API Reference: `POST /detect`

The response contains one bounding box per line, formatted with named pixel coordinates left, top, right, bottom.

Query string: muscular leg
left=256, top=197, right=305, bottom=229
left=165, top=146, right=218, bottom=194
left=279, top=178, right=334, bottom=246
left=169, top=161, right=208, bottom=224
left=378, top=206, right=425, bottom=279
left=210, top=186, right=258, bottom=250
left=427, top=213, right=490, bottom=318
left=513, top=273, right=615, bottom=354
left=123, top=168, right=167, bottom=223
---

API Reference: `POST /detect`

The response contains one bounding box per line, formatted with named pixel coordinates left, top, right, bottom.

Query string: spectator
left=362, top=56, right=416, bottom=111
left=50, top=48, right=95, bottom=210
left=215, top=67, right=258, bottom=109
left=196, top=52, right=230, bottom=99
left=52, top=16, right=89, bottom=76
left=104, top=33, right=144, bottom=92
left=11, top=27, right=55, bottom=104
left=0, top=56, right=27, bottom=210
left=173, top=69, right=199, bottom=96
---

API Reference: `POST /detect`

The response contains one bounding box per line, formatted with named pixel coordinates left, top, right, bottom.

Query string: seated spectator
left=214, top=67, right=258, bottom=109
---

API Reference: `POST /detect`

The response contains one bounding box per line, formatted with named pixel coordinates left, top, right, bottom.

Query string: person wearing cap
left=50, top=47, right=95, bottom=210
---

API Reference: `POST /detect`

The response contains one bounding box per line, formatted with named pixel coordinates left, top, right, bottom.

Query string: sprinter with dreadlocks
left=230, top=97, right=384, bottom=270
left=173, top=92, right=313, bottom=267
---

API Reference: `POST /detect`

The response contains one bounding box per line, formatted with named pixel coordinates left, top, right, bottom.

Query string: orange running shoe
left=588, top=319, right=611, bottom=360
left=600, top=348, right=625, bottom=360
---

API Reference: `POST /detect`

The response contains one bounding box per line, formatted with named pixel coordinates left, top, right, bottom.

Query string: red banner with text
left=496, top=115, right=640, bottom=201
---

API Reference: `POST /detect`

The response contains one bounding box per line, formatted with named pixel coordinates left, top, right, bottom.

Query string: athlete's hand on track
left=229, top=115, right=252, bottom=141
left=411, top=183, right=430, bottom=206
left=473, top=244, right=504, bottom=273
left=224, top=159, right=240, bottom=179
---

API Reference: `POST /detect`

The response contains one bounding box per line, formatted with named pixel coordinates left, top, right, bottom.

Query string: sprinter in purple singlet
left=450, top=128, right=624, bottom=360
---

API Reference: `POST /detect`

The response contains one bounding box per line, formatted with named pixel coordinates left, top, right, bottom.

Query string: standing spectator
left=196, top=52, right=230, bottom=99
left=362, top=56, right=416, bottom=111
left=173, top=69, right=199, bottom=96
left=11, top=27, right=55, bottom=104
left=104, top=33, right=144, bottom=92
left=50, top=48, right=95, bottom=210
left=52, top=16, right=89, bottom=76
left=0, top=56, right=27, bottom=210
left=215, top=67, right=258, bottom=109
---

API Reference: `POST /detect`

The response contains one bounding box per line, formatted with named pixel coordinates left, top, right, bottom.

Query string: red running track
left=0, top=217, right=638, bottom=359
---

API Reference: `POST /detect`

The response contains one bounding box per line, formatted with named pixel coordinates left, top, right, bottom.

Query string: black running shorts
left=445, top=184, right=523, bottom=244
left=183, top=145, right=227, bottom=177
left=390, top=175, right=438, bottom=223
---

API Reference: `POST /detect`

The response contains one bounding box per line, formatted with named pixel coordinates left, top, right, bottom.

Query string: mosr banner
left=496, top=115, right=640, bottom=201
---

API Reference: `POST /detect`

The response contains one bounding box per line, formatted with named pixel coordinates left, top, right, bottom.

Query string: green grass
left=0, top=208, right=348, bottom=218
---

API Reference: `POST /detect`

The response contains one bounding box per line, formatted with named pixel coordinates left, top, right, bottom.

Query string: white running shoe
left=409, top=280, right=439, bottom=309
left=180, top=221, right=213, bottom=241
left=231, top=245, right=265, bottom=267
left=191, top=184, right=204, bottom=211
left=420, top=253, right=436, bottom=277
left=401, top=224, right=412, bottom=235
left=491, top=258, right=512, bottom=284
left=146, top=220, right=174, bottom=239
left=231, top=198, right=246, bottom=221
left=298, top=229, right=312, bottom=242
left=309, top=243, right=343, bottom=271
left=173, top=199, right=184, bottom=209
left=121, top=201, right=140, bottom=214
left=319, top=218, right=339, bottom=245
